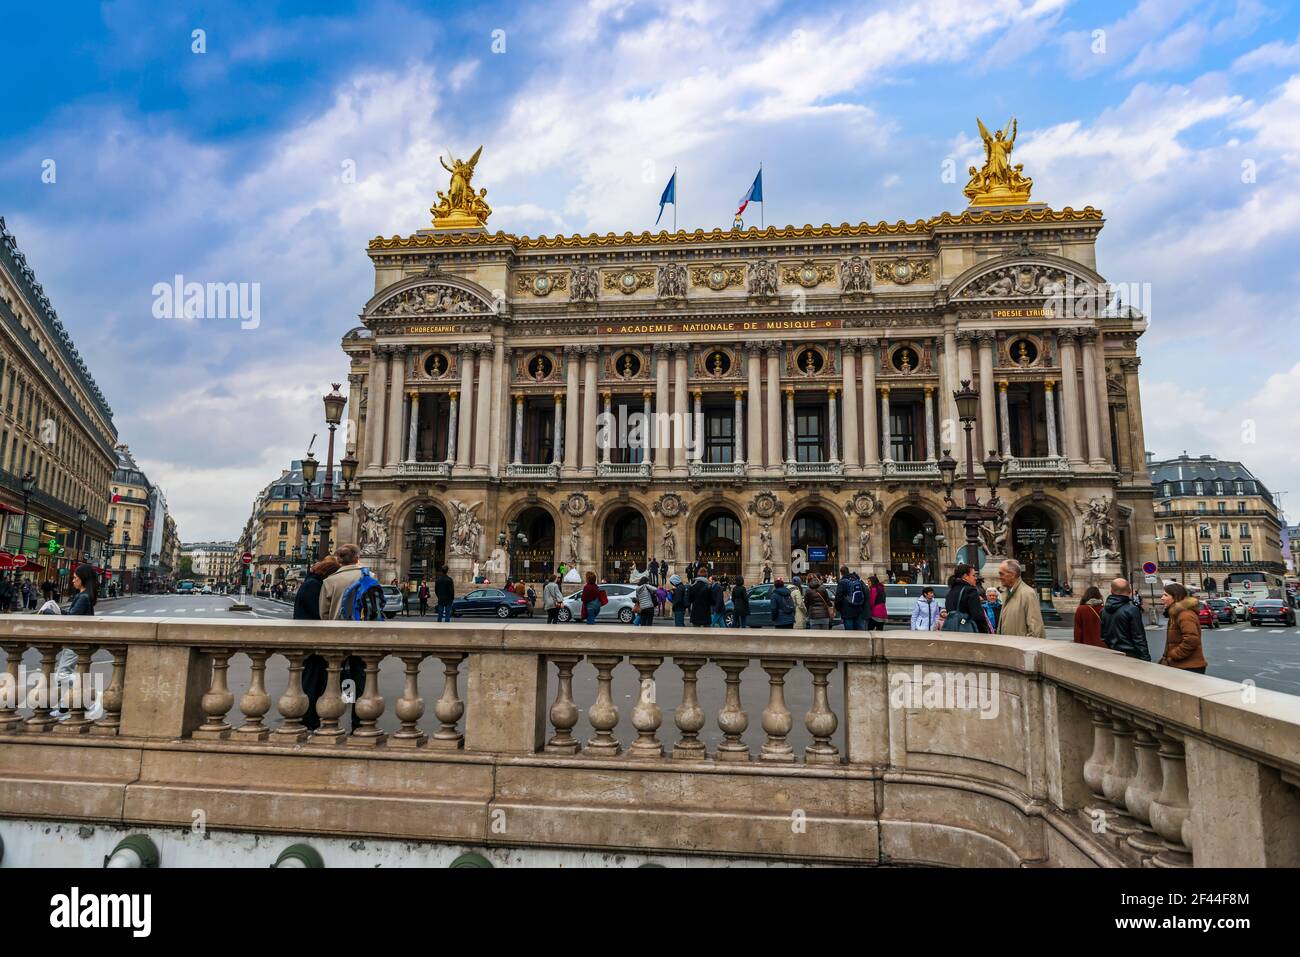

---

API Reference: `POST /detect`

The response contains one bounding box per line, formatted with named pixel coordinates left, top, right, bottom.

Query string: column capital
left=514, top=393, right=524, bottom=405
left=693, top=389, right=703, bottom=401
left=643, top=389, right=654, bottom=400
left=998, top=379, right=1009, bottom=392
left=581, top=344, right=601, bottom=358
left=954, top=330, right=979, bottom=345
left=409, top=389, right=419, bottom=400
left=924, top=385, right=934, bottom=396
left=450, top=389, right=459, bottom=400
left=734, top=387, right=745, bottom=399
left=347, top=372, right=364, bottom=385
left=784, top=386, right=795, bottom=398
left=601, top=390, right=612, bottom=401
left=554, top=391, right=565, bottom=402
left=563, top=344, right=583, bottom=357
left=1077, top=328, right=1099, bottom=344
left=879, top=384, right=891, bottom=396
left=828, top=385, right=838, bottom=397
left=975, top=330, right=997, bottom=346
left=1043, top=378, right=1056, bottom=391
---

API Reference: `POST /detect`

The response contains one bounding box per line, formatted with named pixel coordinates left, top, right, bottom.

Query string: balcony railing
left=506, top=462, right=560, bottom=480
left=1, top=619, right=1296, bottom=867
left=688, top=461, right=746, bottom=478
left=394, top=461, right=452, bottom=479
left=783, top=460, right=844, bottom=478
left=1004, top=455, right=1071, bottom=475
left=880, top=460, right=937, bottom=478
left=597, top=461, right=651, bottom=479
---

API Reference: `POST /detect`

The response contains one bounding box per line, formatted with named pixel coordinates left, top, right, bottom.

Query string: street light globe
left=77, top=505, right=88, bottom=524
left=953, top=381, right=979, bottom=423
left=983, top=452, right=1003, bottom=490
left=322, top=384, right=347, bottom=426
left=938, top=450, right=957, bottom=488
left=20, top=471, right=35, bottom=494
left=339, top=450, right=358, bottom=485
left=301, top=453, right=319, bottom=486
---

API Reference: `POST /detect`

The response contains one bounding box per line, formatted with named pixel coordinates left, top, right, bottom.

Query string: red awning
left=0, top=502, right=23, bottom=515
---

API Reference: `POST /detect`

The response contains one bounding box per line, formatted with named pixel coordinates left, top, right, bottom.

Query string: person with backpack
left=434, top=565, right=455, bottom=622
left=295, top=556, right=339, bottom=730
left=910, top=586, right=941, bottom=630
left=837, top=566, right=867, bottom=630
left=944, top=563, right=993, bottom=634
left=634, top=573, right=655, bottom=627
left=319, top=544, right=368, bottom=620
left=771, top=577, right=796, bottom=629
left=805, top=574, right=832, bottom=629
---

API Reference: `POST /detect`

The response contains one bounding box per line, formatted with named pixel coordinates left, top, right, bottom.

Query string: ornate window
left=1007, top=337, right=1039, bottom=366
left=704, top=349, right=732, bottom=377
left=524, top=352, right=555, bottom=381
left=890, top=345, right=920, bottom=374
left=795, top=346, right=824, bottom=375
left=613, top=351, right=642, bottom=378
left=423, top=351, right=452, bottom=378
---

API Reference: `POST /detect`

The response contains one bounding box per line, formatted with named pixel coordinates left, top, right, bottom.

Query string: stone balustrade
left=0, top=616, right=1297, bottom=866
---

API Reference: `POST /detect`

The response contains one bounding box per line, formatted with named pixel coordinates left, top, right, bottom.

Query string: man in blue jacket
left=836, top=565, right=866, bottom=630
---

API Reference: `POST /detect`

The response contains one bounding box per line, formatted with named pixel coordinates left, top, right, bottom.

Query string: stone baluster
left=759, top=658, right=796, bottom=762
left=390, top=654, right=427, bottom=748
left=0, top=642, right=23, bottom=732
left=586, top=655, right=623, bottom=756
left=273, top=650, right=310, bottom=743
left=192, top=650, right=234, bottom=740
left=714, top=657, right=750, bottom=762
left=1081, top=701, right=1114, bottom=822
left=235, top=650, right=272, bottom=741
left=1147, top=731, right=1193, bottom=867
left=1100, top=714, right=1142, bottom=835
left=672, top=656, right=707, bottom=760
left=545, top=655, right=583, bottom=754
left=803, top=661, right=840, bottom=764
left=53, top=645, right=96, bottom=734
left=90, top=645, right=127, bottom=735
left=629, top=655, right=664, bottom=759
left=349, top=654, right=387, bottom=746
left=432, top=654, right=465, bottom=748
left=22, top=646, right=57, bottom=732
left=310, top=653, right=348, bottom=744
left=1124, top=725, right=1166, bottom=856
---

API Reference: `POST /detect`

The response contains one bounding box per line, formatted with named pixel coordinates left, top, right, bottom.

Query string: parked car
left=557, top=583, right=637, bottom=623
left=885, top=583, right=951, bottom=621
left=1206, top=598, right=1234, bottom=625
left=177, top=581, right=195, bottom=596
left=1248, top=599, right=1297, bottom=627
left=1223, top=596, right=1248, bottom=621
left=450, top=587, right=530, bottom=619
left=380, top=585, right=407, bottom=618
left=724, top=581, right=842, bottom=627
left=200, top=584, right=212, bottom=595
left=1195, top=600, right=1220, bottom=629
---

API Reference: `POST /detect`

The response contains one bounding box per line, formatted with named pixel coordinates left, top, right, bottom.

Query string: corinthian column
left=552, top=392, right=564, bottom=465
left=446, top=389, right=459, bottom=463
left=365, top=346, right=388, bottom=470
left=880, top=386, right=892, bottom=463
left=654, top=346, right=670, bottom=476
left=1092, top=332, right=1113, bottom=466
left=998, top=380, right=1011, bottom=457
left=407, top=391, right=420, bottom=463
left=601, top=391, right=612, bottom=465
left=673, top=346, right=689, bottom=474
left=784, top=388, right=796, bottom=464
left=861, top=345, right=879, bottom=468
left=1079, top=331, right=1104, bottom=466
left=1059, top=333, right=1084, bottom=467
left=564, top=346, right=580, bottom=474
left=976, top=332, right=996, bottom=461
left=924, top=386, right=936, bottom=461
left=747, top=347, right=762, bottom=471
left=473, top=346, right=493, bottom=470
left=581, top=347, right=598, bottom=474
left=827, top=387, right=839, bottom=462
left=1044, top=380, right=1059, bottom=457
left=386, top=346, right=406, bottom=468
left=643, top=389, right=653, bottom=465
left=841, top=346, right=859, bottom=468
left=457, top=345, right=475, bottom=468
left=734, top=388, right=745, bottom=464
left=956, top=331, right=975, bottom=467
left=765, top=344, right=781, bottom=473
left=513, top=394, right=524, bottom=465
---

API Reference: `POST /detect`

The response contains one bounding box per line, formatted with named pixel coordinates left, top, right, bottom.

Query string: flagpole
left=760, top=161, right=764, bottom=229
left=674, top=167, right=677, bottom=232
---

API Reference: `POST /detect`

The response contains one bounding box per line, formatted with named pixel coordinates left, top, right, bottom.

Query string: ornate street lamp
left=302, top=385, right=349, bottom=562
left=911, top=520, right=947, bottom=584
left=18, top=470, right=35, bottom=565
left=76, top=505, right=88, bottom=563
left=939, top=380, right=1004, bottom=576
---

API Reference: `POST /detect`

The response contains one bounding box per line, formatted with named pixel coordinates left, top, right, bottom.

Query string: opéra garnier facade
left=339, top=138, right=1155, bottom=591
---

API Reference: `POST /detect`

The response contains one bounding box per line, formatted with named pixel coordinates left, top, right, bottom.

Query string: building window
left=1164, top=523, right=1174, bottom=540
left=278, top=541, right=286, bottom=556
left=1200, top=545, right=1211, bottom=564
left=703, top=408, right=734, bottom=464
left=1234, top=481, right=1243, bottom=495
left=1194, top=481, right=1203, bottom=495
left=1166, top=545, right=1177, bottom=563
left=1198, top=524, right=1211, bottom=539
left=1219, top=523, right=1229, bottom=538
left=1239, top=523, right=1250, bottom=538
left=1196, top=502, right=1206, bottom=514
left=1221, top=546, right=1231, bottom=563
left=1237, top=501, right=1246, bottom=513
left=282, top=503, right=290, bottom=513
left=1217, top=502, right=1226, bottom=513
left=1163, top=502, right=1172, bottom=514
left=1243, top=545, right=1253, bottom=562
left=1214, top=481, right=1223, bottom=494
left=795, top=405, right=826, bottom=463
left=279, top=521, right=288, bottom=535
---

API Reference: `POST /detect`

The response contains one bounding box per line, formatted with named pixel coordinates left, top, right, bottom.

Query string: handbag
left=598, top=589, right=609, bottom=606
left=942, top=584, right=981, bottom=633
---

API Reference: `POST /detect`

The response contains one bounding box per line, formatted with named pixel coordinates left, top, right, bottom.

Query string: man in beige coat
left=995, top=559, right=1046, bottom=640
left=319, top=543, right=366, bottom=620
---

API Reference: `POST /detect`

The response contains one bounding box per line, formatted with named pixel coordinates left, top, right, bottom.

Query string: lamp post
left=501, top=520, right=528, bottom=584
left=937, top=380, right=1004, bottom=579
left=301, top=385, right=353, bottom=563
left=103, top=518, right=116, bottom=588
left=121, top=530, right=130, bottom=592
left=910, top=520, right=947, bottom=585
left=76, top=505, right=88, bottom=564
left=18, top=470, right=35, bottom=568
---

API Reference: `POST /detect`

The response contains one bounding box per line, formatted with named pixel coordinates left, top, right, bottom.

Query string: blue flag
left=736, top=169, right=763, bottom=217
left=656, top=170, right=677, bottom=225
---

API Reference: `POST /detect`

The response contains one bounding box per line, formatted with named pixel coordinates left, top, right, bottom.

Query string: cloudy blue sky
left=2, top=0, right=1299, bottom=539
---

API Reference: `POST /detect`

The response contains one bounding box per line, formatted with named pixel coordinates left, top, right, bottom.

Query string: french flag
left=735, top=169, right=763, bottom=218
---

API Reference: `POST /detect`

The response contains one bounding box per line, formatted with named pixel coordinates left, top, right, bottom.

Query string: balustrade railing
left=1, top=617, right=1297, bottom=867
left=596, top=461, right=652, bottom=479
left=783, top=460, right=844, bottom=478
left=880, top=460, right=937, bottom=477
left=506, top=462, right=560, bottom=479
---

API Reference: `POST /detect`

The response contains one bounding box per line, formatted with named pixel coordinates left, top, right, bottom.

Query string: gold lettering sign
left=404, top=324, right=463, bottom=334
left=600, top=318, right=841, bottom=335
left=991, top=308, right=1050, bottom=319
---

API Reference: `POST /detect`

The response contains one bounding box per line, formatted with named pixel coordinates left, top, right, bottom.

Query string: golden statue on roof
left=964, top=118, right=1034, bottom=207
left=432, top=145, right=493, bottom=229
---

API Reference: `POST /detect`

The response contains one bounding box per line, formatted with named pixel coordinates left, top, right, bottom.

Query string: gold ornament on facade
left=603, top=268, right=654, bottom=295
left=690, top=265, right=744, bottom=291
left=516, top=271, right=568, bottom=297
left=431, top=146, right=492, bottom=229
left=964, top=118, right=1034, bottom=207
left=873, top=259, right=931, bottom=285
left=781, top=260, right=836, bottom=289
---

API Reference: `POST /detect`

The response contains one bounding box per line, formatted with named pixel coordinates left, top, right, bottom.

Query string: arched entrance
left=404, top=502, right=447, bottom=583
left=888, top=506, right=940, bottom=584
left=512, top=507, right=555, bottom=581
left=1011, top=506, right=1060, bottom=593
left=790, top=507, right=838, bottom=578
left=602, top=508, right=647, bottom=583
left=696, top=508, right=742, bottom=579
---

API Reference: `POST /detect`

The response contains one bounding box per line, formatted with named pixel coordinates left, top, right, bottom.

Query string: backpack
left=846, top=577, right=867, bottom=609
left=777, top=589, right=795, bottom=618
left=336, top=567, right=386, bottom=621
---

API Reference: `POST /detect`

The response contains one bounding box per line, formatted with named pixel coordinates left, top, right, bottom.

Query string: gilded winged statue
left=432, top=146, right=493, bottom=226
left=964, top=117, right=1034, bottom=205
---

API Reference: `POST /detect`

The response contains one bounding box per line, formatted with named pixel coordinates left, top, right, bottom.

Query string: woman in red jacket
left=1072, top=585, right=1107, bottom=647
left=580, top=571, right=604, bottom=625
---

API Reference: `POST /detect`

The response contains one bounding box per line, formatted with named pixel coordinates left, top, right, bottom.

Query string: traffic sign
left=1142, top=561, right=1158, bottom=576
left=241, top=551, right=254, bottom=565
left=1145, top=575, right=1157, bottom=585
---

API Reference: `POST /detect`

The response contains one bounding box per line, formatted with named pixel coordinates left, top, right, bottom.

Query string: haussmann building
left=337, top=126, right=1156, bottom=596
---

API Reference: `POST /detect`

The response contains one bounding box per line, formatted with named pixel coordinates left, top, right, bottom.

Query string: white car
left=200, top=585, right=212, bottom=595
left=557, top=583, right=638, bottom=623
left=885, top=583, right=950, bottom=621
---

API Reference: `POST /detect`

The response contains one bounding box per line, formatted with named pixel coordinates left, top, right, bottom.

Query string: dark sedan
left=1248, top=599, right=1296, bottom=627
left=450, top=587, right=530, bottom=619
left=1206, top=598, right=1235, bottom=625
